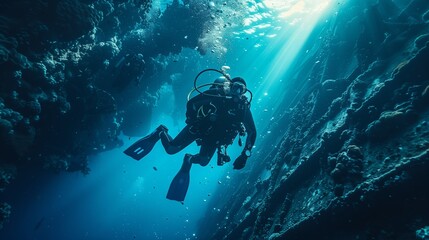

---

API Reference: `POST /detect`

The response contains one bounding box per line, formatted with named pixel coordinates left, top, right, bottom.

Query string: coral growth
left=0, top=202, right=11, bottom=230
left=53, top=0, right=102, bottom=41
left=0, top=165, right=16, bottom=193
left=366, top=110, right=418, bottom=140
left=330, top=145, right=363, bottom=196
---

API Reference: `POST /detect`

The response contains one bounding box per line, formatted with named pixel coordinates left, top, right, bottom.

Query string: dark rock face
left=0, top=0, right=217, bottom=228
left=197, top=0, right=429, bottom=239
left=54, top=0, right=103, bottom=40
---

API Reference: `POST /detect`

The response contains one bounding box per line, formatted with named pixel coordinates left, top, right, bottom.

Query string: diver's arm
left=243, top=107, right=256, bottom=154
left=233, top=108, right=256, bottom=170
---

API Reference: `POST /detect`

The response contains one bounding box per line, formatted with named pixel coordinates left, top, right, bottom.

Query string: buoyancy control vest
left=186, top=90, right=249, bottom=146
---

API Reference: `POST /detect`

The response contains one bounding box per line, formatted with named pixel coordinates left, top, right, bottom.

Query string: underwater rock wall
left=198, top=0, right=429, bottom=239
left=0, top=0, right=227, bottom=228
left=0, top=0, right=152, bottom=176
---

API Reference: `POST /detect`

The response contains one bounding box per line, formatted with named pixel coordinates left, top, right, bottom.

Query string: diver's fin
left=123, top=125, right=167, bottom=160
left=167, top=154, right=192, bottom=202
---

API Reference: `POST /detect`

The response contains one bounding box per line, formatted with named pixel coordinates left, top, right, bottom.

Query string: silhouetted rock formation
left=197, top=0, right=429, bottom=239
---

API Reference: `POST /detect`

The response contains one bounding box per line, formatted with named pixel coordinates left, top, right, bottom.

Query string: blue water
left=1, top=1, right=339, bottom=239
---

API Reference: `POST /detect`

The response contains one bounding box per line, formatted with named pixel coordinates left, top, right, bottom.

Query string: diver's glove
left=233, top=151, right=250, bottom=170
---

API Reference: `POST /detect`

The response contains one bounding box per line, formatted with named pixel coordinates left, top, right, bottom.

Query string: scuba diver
left=124, top=68, right=257, bottom=202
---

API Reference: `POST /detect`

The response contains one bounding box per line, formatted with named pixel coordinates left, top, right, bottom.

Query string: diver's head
left=214, top=76, right=227, bottom=85
left=210, top=76, right=228, bottom=91
left=230, top=77, right=247, bottom=96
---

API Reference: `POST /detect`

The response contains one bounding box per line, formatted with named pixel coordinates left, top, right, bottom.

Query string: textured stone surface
left=197, top=0, right=429, bottom=239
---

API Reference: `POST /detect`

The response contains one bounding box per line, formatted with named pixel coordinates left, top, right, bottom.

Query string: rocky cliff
left=197, top=0, right=429, bottom=239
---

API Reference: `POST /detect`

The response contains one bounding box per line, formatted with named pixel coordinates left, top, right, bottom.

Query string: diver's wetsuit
left=158, top=91, right=256, bottom=167
left=159, top=125, right=217, bottom=166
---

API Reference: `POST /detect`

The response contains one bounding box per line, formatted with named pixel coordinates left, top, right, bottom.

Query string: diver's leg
left=159, top=125, right=196, bottom=155
left=189, top=143, right=217, bottom=166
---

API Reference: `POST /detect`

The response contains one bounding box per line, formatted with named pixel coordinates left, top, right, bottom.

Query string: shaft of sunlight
left=231, top=0, right=334, bottom=116
left=256, top=0, right=333, bottom=97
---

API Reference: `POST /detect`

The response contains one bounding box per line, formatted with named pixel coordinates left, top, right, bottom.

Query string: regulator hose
left=190, top=68, right=253, bottom=103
